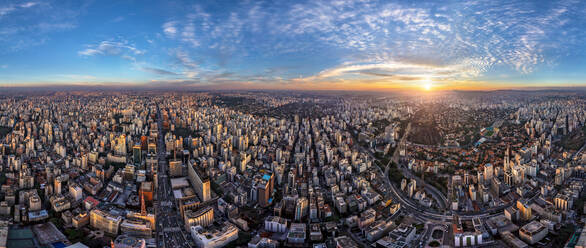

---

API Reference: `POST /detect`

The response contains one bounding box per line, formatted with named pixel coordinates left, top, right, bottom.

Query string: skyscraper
left=187, top=161, right=211, bottom=202
left=133, top=144, right=142, bottom=165
left=295, top=197, right=308, bottom=221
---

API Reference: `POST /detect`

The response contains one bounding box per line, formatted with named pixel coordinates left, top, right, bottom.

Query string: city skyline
left=1, top=0, right=586, bottom=90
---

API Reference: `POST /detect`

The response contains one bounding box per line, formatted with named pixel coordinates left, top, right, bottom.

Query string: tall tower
left=504, top=145, right=510, bottom=171
left=141, top=192, right=146, bottom=216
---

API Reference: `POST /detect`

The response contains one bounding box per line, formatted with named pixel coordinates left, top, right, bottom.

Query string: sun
left=422, top=78, right=433, bottom=91
left=424, top=82, right=432, bottom=91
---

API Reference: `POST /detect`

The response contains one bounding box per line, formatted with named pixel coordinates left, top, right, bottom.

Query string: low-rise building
left=113, top=235, right=146, bottom=248
left=501, top=231, right=528, bottom=248
left=453, top=215, right=483, bottom=247
left=190, top=222, right=238, bottom=248
left=90, top=209, right=122, bottom=235
left=388, top=224, right=416, bottom=243
left=519, top=220, right=548, bottom=245
left=287, top=223, right=306, bottom=244
left=120, top=219, right=152, bottom=238
left=334, top=236, right=359, bottom=248
left=73, top=212, right=90, bottom=228
left=184, top=206, right=214, bottom=230
left=365, top=219, right=393, bottom=242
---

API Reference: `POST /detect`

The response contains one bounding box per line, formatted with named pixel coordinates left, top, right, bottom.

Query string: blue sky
left=1, top=0, right=585, bottom=90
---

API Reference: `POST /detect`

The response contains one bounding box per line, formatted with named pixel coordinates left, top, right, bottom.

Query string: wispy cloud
left=293, top=58, right=485, bottom=85
left=0, top=0, right=86, bottom=52
left=78, top=40, right=144, bottom=61
left=172, top=49, right=199, bottom=78
left=4, top=0, right=583, bottom=88
left=0, top=1, right=38, bottom=17
left=139, top=66, right=179, bottom=76
left=162, top=21, right=178, bottom=38
left=158, top=0, right=583, bottom=86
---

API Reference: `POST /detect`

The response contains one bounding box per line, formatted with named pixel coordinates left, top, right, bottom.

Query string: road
left=421, top=223, right=448, bottom=247
left=397, top=164, right=449, bottom=210
left=390, top=122, right=411, bottom=165
left=154, top=106, right=192, bottom=248
left=391, top=122, right=449, bottom=211
left=372, top=121, right=507, bottom=224
left=569, top=140, right=586, bottom=161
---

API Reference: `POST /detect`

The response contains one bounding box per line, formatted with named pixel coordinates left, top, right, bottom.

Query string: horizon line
left=1, top=83, right=586, bottom=93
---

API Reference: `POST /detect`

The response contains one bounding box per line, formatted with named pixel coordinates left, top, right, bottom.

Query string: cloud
left=140, top=66, right=179, bottom=76
left=20, top=2, right=38, bottom=8
left=78, top=49, right=100, bottom=56
left=78, top=40, right=144, bottom=60
left=291, top=56, right=494, bottom=87
left=160, top=0, right=584, bottom=85
left=0, top=2, right=37, bottom=17
left=0, top=1, right=87, bottom=52
left=0, top=7, right=16, bottom=17
left=163, top=21, right=178, bottom=37
left=172, top=49, right=200, bottom=78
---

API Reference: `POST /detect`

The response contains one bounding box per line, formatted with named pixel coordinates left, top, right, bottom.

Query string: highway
left=154, top=106, right=192, bottom=248
left=569, top=141, right=586, bottom=161
left=397, top=164, right=449, bottom=210
left=389, top=122, right=450, bottom=211
left=371, top=120, right=511, bottom=225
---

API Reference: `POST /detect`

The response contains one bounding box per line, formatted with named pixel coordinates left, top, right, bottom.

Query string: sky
left=1, top=0, right=586, bottom=91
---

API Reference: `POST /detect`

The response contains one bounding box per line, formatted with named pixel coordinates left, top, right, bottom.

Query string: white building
left=519, top=221, right=548, bottom=245
left=191, top=223, right=238, bottom=248
left=264, top=216, right=288, bottom=233
left=69, top=184, right=83, bottom=201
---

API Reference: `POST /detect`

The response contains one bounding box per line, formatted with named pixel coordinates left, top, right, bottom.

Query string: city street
left=155, top=106, right=192, bottom=248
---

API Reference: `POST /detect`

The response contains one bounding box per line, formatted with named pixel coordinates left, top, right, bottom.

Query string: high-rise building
left=133, top=144, right=142, bottom=165
left=295, top=197, right=308, bottom=221
left=484, top=163, right=493, bottom=182
left=69, top=184, right=83, bottom=201
left=54, top=176, right=63, bottom=195
left=469, top=185, right=477, bottom=201
left=115, top=134, right=127, bottom=156
left=169, top=160, right=183, bottom=177
left=148, top=142, right=157, bottom=155
left=187, top=161, right=211, bottom=202
left=139, top=182, right=153, bottom=203
left=29, top=195, right=42, bottom=211
left=516, top=200, right=532, bottom=221
left=477, top=171, right=484, bottom=185
left=504, top=171, right=513, bottom=186
left=257, top=173, right=274, bottom=207
left=504, top=145, right=510, bottom=171
left=555, top=168, right=565, bottom=185
left=554, top=194, right=570, bottom=211
left=491, top=178, right=502, bottom=196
